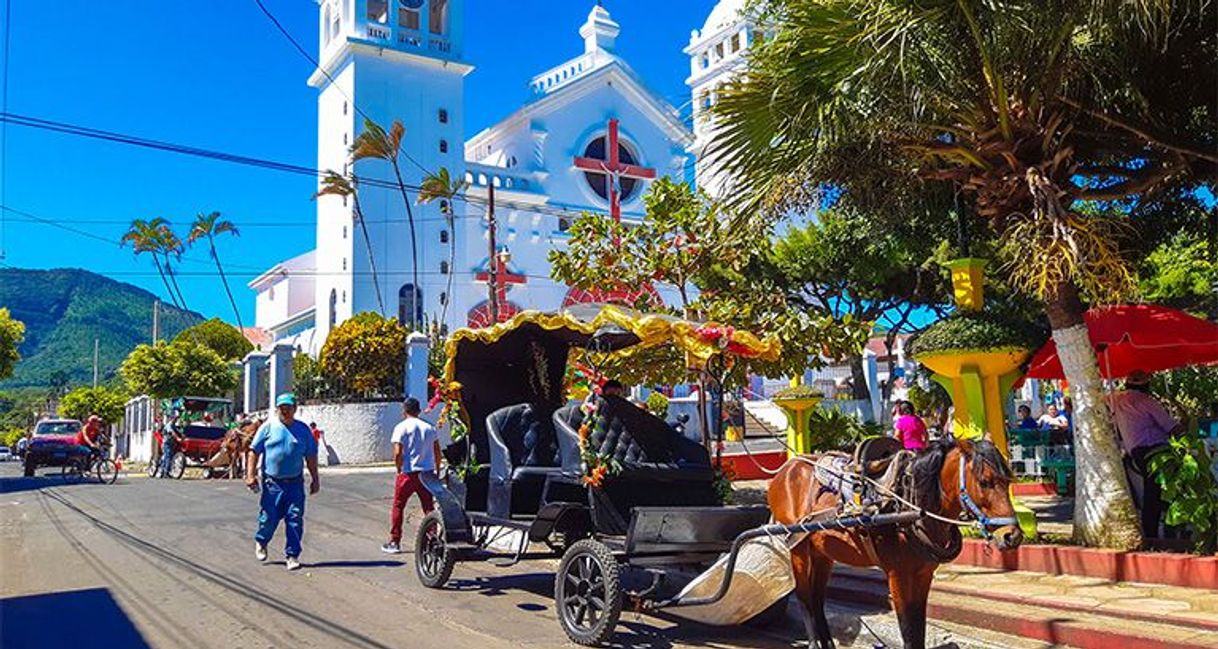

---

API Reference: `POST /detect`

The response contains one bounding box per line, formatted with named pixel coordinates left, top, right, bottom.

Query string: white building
left=252, top=1, right=757, bottom=354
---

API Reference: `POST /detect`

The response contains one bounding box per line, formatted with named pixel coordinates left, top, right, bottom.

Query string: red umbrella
left=1023, top=304, right=1218, bottom=380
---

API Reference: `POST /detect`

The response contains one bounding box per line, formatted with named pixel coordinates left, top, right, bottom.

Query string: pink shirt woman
left=893, top=406, right=929, bottom=450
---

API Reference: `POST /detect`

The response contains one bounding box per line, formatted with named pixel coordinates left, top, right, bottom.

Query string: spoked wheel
left=555, top=540, right=622, bottom=646
left=169, top=452, right=186, bottom=480
left=146, top=456, right=160, bottom=478
left=414, top=511, right=455, bottom=588
left=61, top=459, right=85, bottom=484
left=95, top=457, right=119, bottom=484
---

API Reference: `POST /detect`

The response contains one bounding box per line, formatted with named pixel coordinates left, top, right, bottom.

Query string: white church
left=249, top=0, right=759, bottom=354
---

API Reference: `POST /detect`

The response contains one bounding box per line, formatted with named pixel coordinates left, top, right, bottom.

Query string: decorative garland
left=693, top=323, right=754, bottom=358
left=426, top=377, right=469, bottom=443
left=577, top=392, right=621, bottom=488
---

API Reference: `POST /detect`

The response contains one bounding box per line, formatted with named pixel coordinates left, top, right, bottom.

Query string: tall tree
left=710, top=0, right=1216, bottom=549
left=418, top=167, right=467, bottom=328
left=317, top=171, right=386, bottom=316
left=187, top=212, right=245, bottom=331
left=120, top=218, right=181, bottom=309
left=351, top=119, right=421, bottom=327
left=0, top=308, right=25, bottom=381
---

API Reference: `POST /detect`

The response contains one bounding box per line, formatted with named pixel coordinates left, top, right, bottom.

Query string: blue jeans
left=159, top=439, right=174, bottom=477
left=255, top=476, right=306, bottom=559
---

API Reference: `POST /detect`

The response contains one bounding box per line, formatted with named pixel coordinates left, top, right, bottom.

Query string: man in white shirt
left=381, top=397, right=441, bottom=554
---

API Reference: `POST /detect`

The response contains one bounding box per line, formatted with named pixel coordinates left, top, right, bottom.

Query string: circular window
left=581, top=136, right=640, bottom=202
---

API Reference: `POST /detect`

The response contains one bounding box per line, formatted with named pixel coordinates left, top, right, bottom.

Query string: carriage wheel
left=555, top=540, right=622, bottom=646
left=169, top=452, right=187, bottom=480
left=414, top=511, right=456, bottom=588
left=95, top=458, right=119, bottom=485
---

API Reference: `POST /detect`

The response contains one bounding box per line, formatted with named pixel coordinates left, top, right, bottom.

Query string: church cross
left=573, top=118, right=656, bottom=231
left=475, top=251, right=527, bottom=317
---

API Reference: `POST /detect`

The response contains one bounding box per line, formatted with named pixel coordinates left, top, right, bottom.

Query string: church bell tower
left=311, top=0, right=472, bottom=342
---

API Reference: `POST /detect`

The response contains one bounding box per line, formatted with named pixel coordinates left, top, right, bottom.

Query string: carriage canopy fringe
left=441, top=305, right=782, bottom=383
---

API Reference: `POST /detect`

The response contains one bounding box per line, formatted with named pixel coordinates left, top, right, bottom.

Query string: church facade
left=249, top=1, right=756, bottom=355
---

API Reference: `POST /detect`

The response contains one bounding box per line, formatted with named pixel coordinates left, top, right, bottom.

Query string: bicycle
left=62, top=446, right=119, bottom=484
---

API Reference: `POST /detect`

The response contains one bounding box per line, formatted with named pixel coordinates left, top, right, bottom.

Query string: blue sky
left=0, top=0, right=715, bottom=326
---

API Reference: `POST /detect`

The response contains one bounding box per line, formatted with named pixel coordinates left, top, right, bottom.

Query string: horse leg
left=792, top=545, right=836, bottom=649
left=886, top=564, right=936, bottom=649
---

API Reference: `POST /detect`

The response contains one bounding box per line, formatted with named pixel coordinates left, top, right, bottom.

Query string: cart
left=413, top=306, right=922, bottom=645
left=161, top=397, right=235, bottom=479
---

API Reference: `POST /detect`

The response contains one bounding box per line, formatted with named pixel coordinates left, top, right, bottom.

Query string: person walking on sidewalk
left=381, top=397, right=441, bottom=554
left=246, top=393, right=320, bottom=571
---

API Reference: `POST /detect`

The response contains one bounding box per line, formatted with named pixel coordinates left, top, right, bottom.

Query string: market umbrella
left=1022, top=304, right=1218, bottom=380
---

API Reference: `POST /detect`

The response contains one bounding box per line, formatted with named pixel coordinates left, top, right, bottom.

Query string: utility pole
left=486, top=183, right=498, bottom=323
left=92, top=338, right=99, bottom=388
left=152, top=299, right=160, bottom=343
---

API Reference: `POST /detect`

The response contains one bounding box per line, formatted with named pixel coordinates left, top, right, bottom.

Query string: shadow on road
left=1, top=588, right=153, bottom=649
left=304, top=560, right=405, bottom=569
left=0, top=475, right=106, bottom=494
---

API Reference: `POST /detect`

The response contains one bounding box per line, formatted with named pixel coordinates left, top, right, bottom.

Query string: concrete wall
left=294, top=401, right=404, bottom=465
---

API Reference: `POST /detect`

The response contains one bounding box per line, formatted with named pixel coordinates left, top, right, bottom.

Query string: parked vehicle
left=0, top=446, right=12, bottom=462
left=23, top=419, right=84, bottom=477
left=160, top=397, right=234, bottom=479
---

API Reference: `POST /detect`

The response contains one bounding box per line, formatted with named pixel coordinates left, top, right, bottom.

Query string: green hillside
left=0, top=268, right=203, bottom=388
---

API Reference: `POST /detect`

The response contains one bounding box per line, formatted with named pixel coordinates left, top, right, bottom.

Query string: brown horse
left=220, top=419, right=261, bottom=479
left=768, top=437, right=1022, bottom=649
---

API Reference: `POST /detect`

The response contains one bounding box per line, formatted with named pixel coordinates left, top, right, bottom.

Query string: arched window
left=398, top=3, right=419, bottom=29
left=438, top=108, right=448, bottom=124
left=367, top=0, right=388, bottom=23
left=323, top=6, right=332, bottom=44
left=328, top=289, right=337, bottom=329
left=439, top=261, right=449, bottom=274
left=439, top=139, right=448, bottom=154
left=439, top=199, right=450, bottom=214
left=429, top=0, right=449, bottom=35
left=581, top=135, right=641, bottom=202
left=398, top=284, right=423, bottom=328
left=439, top=229, right=449, bottom=244
left=342, top=258, right=347, bottom=271
left=439, top=291, right=447, bottom=306
left=342, top=225, right=347, bottom=239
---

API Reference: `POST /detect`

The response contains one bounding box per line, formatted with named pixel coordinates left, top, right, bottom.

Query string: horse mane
left=910, top=437, right=1013, bottom=510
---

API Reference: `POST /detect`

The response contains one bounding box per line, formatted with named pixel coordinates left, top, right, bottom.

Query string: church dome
left=701, top=0, right=746, bottom=34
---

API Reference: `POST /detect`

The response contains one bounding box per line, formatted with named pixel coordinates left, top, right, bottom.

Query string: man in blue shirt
left=246, top=393, right=319, bottom=571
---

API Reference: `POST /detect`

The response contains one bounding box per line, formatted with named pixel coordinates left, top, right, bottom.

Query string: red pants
left=389, top=471, right=435, bottom=543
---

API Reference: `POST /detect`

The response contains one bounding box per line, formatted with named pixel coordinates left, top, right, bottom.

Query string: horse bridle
left=957, top=452, right=1019, bottom=540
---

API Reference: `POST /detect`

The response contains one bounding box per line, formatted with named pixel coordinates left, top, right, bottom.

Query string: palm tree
left=709, top=0, right=1215, bottom=549
left=418, top=167, right=467, bottom=329
left=351, top=119, right=421, bottom=328
left=121, top=218, right=181, bottom=309
left=316, top=171, right=386, bottom=315
left=154, top=222, right=189, bottom=312
left=187, top=212, right=245, bottom=332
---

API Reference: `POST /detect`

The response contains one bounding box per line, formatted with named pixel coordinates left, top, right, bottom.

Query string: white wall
left=295, top=401, right=403, bottom=465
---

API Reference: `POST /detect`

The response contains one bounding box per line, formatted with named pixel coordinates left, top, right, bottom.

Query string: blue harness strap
left=958, top=455, right=1018, bottom=538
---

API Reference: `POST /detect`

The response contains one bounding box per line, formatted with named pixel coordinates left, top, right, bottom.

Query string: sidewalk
left=831, top=563, right=1218, bottom=649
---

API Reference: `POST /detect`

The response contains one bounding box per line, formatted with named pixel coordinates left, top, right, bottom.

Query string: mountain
left=0, top=268, right=203, bottom=389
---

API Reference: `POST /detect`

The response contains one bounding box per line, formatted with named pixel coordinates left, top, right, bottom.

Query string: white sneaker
left=381, top=542, right=402, bottom=554
left=285, top=557, right=302, bottom=571
left=254, top=542, right=268, bottom=562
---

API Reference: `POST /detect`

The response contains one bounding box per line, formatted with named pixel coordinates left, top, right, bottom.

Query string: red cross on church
left=573, top=118, right=656, bottom=228
left=475, top=250, right=526, bottom=318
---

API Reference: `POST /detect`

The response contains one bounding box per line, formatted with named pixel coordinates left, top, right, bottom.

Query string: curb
left=955, top=539, right=1218, bottom=590
left=827, top=570, right=1218, bottom=649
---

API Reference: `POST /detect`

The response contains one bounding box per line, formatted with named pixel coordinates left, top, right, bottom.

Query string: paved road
left=0, top=462, right=1024, bottom=649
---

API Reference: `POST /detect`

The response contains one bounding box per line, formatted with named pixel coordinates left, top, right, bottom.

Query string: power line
left=0, top=111, right=614, bottom=221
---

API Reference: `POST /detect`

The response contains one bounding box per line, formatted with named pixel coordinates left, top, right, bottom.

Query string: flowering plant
left=694, top=324, right=755, bottom=357
left=576, top=394, right=621, bottom=488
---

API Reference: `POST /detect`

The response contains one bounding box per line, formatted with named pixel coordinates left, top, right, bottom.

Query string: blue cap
left=275, top=393, right=297, bottom=407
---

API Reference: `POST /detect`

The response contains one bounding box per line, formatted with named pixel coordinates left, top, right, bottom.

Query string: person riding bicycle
left=74, top=414, right=105, bottom=466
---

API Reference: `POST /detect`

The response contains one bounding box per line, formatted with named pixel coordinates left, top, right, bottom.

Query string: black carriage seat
left=553, top=396, right=719, bottom=534
left=485, top=403, right=562, bottom=518
left=853, top=436, right=903, bottom=478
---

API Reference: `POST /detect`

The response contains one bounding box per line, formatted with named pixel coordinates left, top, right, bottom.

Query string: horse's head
left=948, top=438, right=1022, bottom=550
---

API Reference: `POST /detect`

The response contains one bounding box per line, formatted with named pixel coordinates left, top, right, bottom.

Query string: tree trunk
left=1045, top=281, right=1142, bottom=550
left=848, top=354, right=871, bottom=401
left=210, top=239, right=246, bottom=332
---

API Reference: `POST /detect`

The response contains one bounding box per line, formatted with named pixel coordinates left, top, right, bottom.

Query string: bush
left=1151, top=366, right=1218, bottom=422
left=907, top=311, right=1044, bottom=357
left=1148, top=434, right=1218, bottom=554
left=806, top=408, right=871, bottom=452
left=645, top=391, right=670, bottom=418
left=293, top=353, right=325, bottom=402
left=120, top=340, right=238, bottom=398
left=319, top=312, right=407, bottom=400
left=59, top=386, right=127, bottom=423
left=174, top=317, right=253, bottom=361
left=772, top=384, right=824, bottom=400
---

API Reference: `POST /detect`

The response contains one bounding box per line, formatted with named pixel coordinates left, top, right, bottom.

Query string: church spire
left=580, top=2, right=620, bottom=54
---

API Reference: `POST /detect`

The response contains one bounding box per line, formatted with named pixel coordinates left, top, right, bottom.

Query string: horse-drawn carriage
left=152, top=396, right=238, bottom=479
left=415, top=306, right=1025, bottom=648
